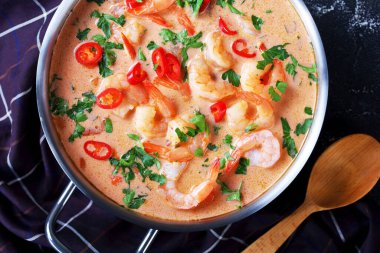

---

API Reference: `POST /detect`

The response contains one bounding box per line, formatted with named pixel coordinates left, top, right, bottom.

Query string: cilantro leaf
left=175, top=128, right=189, bottom=142
left=194, top=148, right=204, bottom=157
left=257, top=44, right=289, bottom=70
left=207, top=143, right=218, bottom=151
left=268, top=87, right=281, bottom=102
left=76, top=28, right=91, bottom=41
left=294, top=118, right=313, bottom=136
left=251, top=15, right=264, bottom=31
left=138, top=48, right=147, bottom=61
left=223, top=134, right=233, bottom=145
left=127, top=133, right=140, bottom=141
left=91, top=10, right=125, bottom=39
left=190, top=111, right=210, bottom=134
left=281, top=117, right=298, bottom=158
left=222, top=69, right=241, bottom=87
left=219, top=158, right=226, bottom=170
left=122, top=188, right=146, bottom=209
left=49, top=90, right=69, bottom=116
left=213, top=125, right=221, bottom=135
left=217, top=180, right=243, bottom=202
left=276, top=81, right=287, bottom=94
left=147, top=41, right=159, bottom=50
left=304, top=107, right=313, bottom=115
left=245, top=123, right=258, bottom=133
left=235, top=158, right=249, bottom=175
left=217, top=0, right=244, bottom=15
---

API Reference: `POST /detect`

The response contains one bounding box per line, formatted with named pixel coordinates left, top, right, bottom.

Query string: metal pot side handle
left=45, top=181, right=159, bottom=253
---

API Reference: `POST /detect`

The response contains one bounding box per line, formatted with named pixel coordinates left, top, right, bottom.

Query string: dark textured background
left=0, top=0, right=379, bottom=252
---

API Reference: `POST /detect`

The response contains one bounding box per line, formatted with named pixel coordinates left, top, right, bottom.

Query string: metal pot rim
left=36, top=0, right=328, bottom=232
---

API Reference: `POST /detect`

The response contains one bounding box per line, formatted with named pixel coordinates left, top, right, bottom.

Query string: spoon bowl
left=308, top=134, right=380, bottom=209
left=243, top=134, right=380, bottom=253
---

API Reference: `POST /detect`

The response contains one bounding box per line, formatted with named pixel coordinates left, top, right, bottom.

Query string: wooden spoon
left=243, top=134, right=380, bottom=253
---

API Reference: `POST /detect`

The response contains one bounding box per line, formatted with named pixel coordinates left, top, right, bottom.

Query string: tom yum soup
left=49, top=0, right=317, bottom=221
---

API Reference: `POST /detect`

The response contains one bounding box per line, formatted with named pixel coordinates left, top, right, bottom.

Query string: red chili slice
left=84, top=140, right=113, bottom=160
left=96, top=88, right=124, bottom=109
left=199, top=0, right=211, bottom=13
left=111, top=175, right=123, bottom=186
left=125, top=0, right=144, bottom=9
left=152, top=47, right=168, bottom=78
left=218, top=17, right=237, bottom=35
left=75, top=42, right=103, bottom=67
left=127, top=62, right=147, bottom=85
left=165, top=53, right=182, bottom=81
left=259, top=42, right=267, bottom=52
left=210, top=101, right=227, bottom=122
left=232, top=39, right=257, bottom=58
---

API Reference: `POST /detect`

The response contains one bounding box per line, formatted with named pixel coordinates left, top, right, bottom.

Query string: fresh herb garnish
left=109, top=146, right=164, bottom=186
left=266, top=9, right=272, bottom=14
left=190, top=111, right=210, bottom=134
left=213, top=125, right=221, bottom=135
left=222, top=69, right=241, bottom=87
left=251, top=15, right=264, bottom=31
left=294, top=118, right=313, bottom=136
left=175, top=128, right=189, bottom=142
left=76, top=28, right=91, bottom=41
left=159, top=29, right=204, bottom=68
left=147, top=41, right=160, bottom=50
left=194, top=148, right=204, bottom=157
left=245, top=123, right=258, bottom=133
left=176, top=0, right=203, bottom=16
left=268, top=81, right=287, bottom=102
left=90, top=10, right=125, bottom=39
left=285, top=55, right=318, bottom=83
left=138, top=48, right=147, bottom=61
left=207, top=143, right=218, bottom=151
left=127, top=133, right=141, bottom=141
left=92, top=34, right=124, bottom=77
left=257, top=44, right=289, bottom=70
left=217, top=180, right=243, bottom=202
left=87, top=0, right=105, bottom=6
left=49, top=91, right=69, bottom=116
left=219, top=158, right=226, bottom=170
left=105, top=118, right=113, bottom=133
left=223, top=134, right=233, bottom=148
left=285, top=55, right=298, bottom=78
left=216, top=0, right=244, bottom=15
left=235, top=158, right=250, bottom=175
left=281, top=117, right=298, bottom=158
left=122, top=188, right=146, bottom=209
left=304, top=107, right=313, bottom=115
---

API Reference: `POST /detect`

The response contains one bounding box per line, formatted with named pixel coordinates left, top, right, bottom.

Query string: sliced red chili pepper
left=259, top=42, right=267, bottom=52
left=84, top=140, right=113, bottom=160
left=96, top=88, right=124, bottom=109
left=210, top=101, right=227, bottom=122
left=232, top=39, right=257, bottom=58
left=165, top=53, right=182, bottom=81
left=218, top=17, right=237, bottom=36
left=125, top=0, right=144, bottom=9
left=75, top=42, right=103, bottom=67
left=127, top=62, right=148, bottom=85
left=199, top=0, right=211, bottom=13
left=152, top=47, right=168, bottom=78
left=111, top=175, right=123, bottom=186
left=121, top=32, right=136, bottom=60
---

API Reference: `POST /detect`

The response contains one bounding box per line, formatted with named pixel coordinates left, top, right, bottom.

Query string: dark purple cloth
left=0, top=0, right=379, bottom=252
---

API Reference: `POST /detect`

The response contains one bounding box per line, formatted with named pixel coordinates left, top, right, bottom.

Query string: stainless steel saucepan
left=36, top=0, right=328, bottom=252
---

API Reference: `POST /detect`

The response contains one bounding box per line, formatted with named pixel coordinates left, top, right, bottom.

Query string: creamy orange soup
left=49, top=0, right=317, bottom=221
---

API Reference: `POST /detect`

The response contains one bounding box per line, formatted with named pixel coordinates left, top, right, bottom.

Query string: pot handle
left=45, top=181, right=76, bottom=253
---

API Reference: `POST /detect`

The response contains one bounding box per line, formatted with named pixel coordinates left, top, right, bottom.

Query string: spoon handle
left=242, top=201, right=319, bottom=253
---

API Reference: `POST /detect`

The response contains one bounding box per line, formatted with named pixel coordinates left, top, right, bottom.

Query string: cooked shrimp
left=152, top=77, right=191, bottom=98
left=143, top=114, right=210, bottom=162
left=204, top=31, right=233, bottom=70
left=158, top=159, right=219, bottom=209
left=123, top=20, right=146, bottom=44
left=240, top=61, right=271, bottom=94
left=126, top=0, right=176, bottom=15
left=134, top=82, right=176, bottom=138
left=226, top=91, right=274, bottom=134
left=223, top=130, right=281, bottom=174
left=97, top=73, right=148, bottom=118
left=188, top=54, right=235, bottom=101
